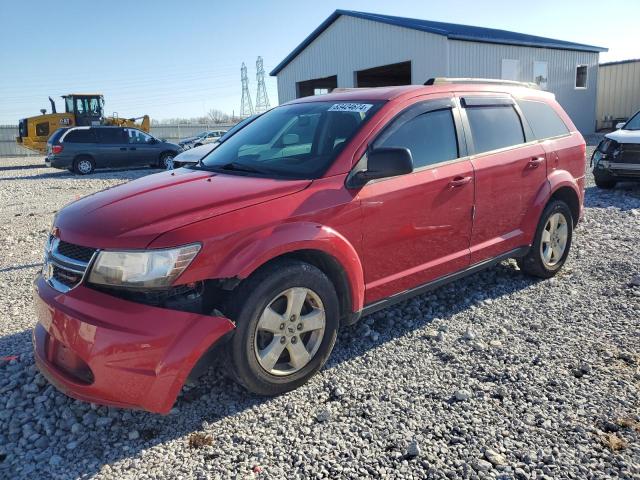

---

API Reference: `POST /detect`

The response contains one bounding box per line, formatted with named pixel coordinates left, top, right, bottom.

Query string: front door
left=125, top=128, right=158, bottom=166
left=359, top=98, right=474, bottom=305
left=458, top=94, right=548, bottom=263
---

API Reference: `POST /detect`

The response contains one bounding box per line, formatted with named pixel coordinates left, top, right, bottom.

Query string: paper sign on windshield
left=328, top=103, right=373, bottom=113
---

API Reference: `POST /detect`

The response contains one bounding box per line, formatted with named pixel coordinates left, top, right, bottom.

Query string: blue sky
left=0, top=0, right=637, bottom=124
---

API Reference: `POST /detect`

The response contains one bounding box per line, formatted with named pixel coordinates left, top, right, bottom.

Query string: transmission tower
left=255, top=56, right=270, bottom=113
left=240, top=62, right=254, bottom=117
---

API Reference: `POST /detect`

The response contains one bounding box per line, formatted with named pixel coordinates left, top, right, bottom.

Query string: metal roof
left=600, top=58, right=640, bottom=67
left=270, top=10, right=607, bottom=76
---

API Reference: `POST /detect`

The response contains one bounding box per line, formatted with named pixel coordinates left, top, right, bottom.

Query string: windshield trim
left=197, top=100, right=385, bottom=180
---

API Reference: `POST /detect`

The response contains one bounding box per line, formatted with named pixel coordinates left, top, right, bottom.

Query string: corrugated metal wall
left=596, top=60, right=640, bottom=129
left=276, top=15, right=448, bottom=103
left=275, top=15, right=600, bottom=133
left=448, top=40, right=599, bottom=133
left=0, top=124, right=232, bottom=157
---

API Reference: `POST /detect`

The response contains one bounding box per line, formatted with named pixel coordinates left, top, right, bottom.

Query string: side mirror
left=615, top=122, right=626, bottom=130
left=348, top=147, right=413, bottom=187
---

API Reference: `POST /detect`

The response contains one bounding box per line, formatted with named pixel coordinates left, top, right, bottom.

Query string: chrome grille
left=43, top=236, right=97, bottom=293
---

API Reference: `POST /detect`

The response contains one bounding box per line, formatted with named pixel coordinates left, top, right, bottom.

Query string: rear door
left=458, top=94, right=547, bottom=264
left=95, top=128, right=128, bottom=167
left=359, top=97, right=475, bottom=305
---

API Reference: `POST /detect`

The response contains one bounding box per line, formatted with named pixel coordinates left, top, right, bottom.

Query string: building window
left=501, top=59, right=520, bottom=81
left=313, top=88, right=329, bottom=95
left=533, top=61, right=548, bottom=89
left=575, top=65, right=587, bottom=89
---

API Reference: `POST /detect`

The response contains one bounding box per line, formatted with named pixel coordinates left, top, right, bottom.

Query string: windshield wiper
left=218, top=162, right=265, bottom=174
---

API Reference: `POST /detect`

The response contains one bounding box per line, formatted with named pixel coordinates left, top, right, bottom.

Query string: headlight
left=88, top=243, right=201, bottom=289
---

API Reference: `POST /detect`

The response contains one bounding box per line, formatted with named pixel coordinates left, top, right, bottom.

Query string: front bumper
left=32, top=276, right=235, bottom=413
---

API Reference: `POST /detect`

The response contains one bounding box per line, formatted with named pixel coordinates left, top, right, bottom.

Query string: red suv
left=34, top=80, right=586, bottom=413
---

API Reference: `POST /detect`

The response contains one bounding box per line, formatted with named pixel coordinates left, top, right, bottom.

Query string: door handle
left=449, top=176, right=472, bottom=188
left=129, top=147, right=136, bottom=151
left=528, top=157, right=545, bottom=168
left=119, top=147, right=126, bottom=151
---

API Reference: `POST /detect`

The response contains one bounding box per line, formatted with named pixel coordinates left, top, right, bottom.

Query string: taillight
left=52, top=145, right=63, bottom=154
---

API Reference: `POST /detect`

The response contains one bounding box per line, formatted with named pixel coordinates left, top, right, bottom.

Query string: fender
left=214, top=222, right=366, bottom=313
left=521, top=169, right=581, bottom=243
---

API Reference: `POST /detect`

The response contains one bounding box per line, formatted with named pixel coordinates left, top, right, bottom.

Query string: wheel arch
left=549, top=185, right=580, bottom=226
left=211, top=222, right=366, bottom=320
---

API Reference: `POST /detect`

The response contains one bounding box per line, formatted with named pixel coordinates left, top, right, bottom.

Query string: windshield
left=197, top=101, right=383, bottom=179
left=623, top=111, right=640, bottom=130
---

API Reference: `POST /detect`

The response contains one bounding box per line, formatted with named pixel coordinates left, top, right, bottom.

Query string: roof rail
left=425, top=77, right=540, bottom=89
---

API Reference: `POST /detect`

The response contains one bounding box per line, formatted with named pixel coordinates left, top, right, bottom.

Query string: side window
left=64, top=129, right=96, bottom=143
left=127, top=129, right=153, bottom=144
left=517, top=100, right=569, bottom=139
left=96, top=129, right=125, bottom=144
left=376, top=109, right=459, bottom=169
left=75, top=98, right=87, bottom=114
left=575, top=65, right=587, bottom=89
left=36, top=122, right=50, bottom=137
left=465, top=106, right=524, bottom=154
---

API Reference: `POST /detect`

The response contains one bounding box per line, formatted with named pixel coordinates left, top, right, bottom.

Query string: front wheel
left=159, top=152, right=175, bottom=170
left=594, top=175, right=616, bottom=189
left=517, top=200, right=573, bottom=278
left=224, top=259, right=339, bottom=396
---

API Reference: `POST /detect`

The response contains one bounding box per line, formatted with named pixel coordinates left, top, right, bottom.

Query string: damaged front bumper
left=592, top=141, right=640, bottom=180
left=32, top=275, right=235, bottom=414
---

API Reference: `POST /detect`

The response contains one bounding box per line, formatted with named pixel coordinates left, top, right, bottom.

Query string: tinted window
left=377, top=109, right=458, bottom=168
left=36, top=122, right=50, bottom=137
left=466, top=106, right=524, bottom=154
left=127, top=129, right=153, bottom=144
left=96, top=128, right=125, bottom=144
left=48, top=128, right=68, bottom=145
left=518, top=100, right=569, bottom=139
left=64, top=129, right=96, bottom=143
left=199, top=101, right=382, bottom=179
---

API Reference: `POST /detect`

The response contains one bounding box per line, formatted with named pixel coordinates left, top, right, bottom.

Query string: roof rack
left=425, top=77, right=540, bottom=89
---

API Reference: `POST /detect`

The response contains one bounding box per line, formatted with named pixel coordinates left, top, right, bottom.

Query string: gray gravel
left=1, top=139, right=639, bottom=479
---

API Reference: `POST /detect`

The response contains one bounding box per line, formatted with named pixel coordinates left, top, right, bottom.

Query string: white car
left=166, top=143, right=217, bottom=169
left=181, top=130, right=226, bottom=149
left=591, top=111, right=640, bottom=189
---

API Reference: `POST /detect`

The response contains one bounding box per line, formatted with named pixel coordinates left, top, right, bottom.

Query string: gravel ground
left=1, top=139, right=639, bottom=480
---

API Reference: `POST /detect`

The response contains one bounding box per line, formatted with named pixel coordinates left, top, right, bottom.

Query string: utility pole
left=255, top=56, right=270, bottom=113
left=240, top=62, right=254, bottom=118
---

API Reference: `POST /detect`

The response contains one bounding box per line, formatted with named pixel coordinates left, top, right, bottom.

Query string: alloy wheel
left=254, top=287, right=326, bottom=376
left=540, top=212, right=568, bottom=267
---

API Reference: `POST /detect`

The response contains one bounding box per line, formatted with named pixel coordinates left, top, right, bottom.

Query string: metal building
left=596, top=59, right=640, bottom=130
left=271, top=10, right=607, bottom=133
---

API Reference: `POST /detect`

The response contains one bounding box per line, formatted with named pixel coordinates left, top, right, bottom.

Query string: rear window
left=518, top=100, right=569, bottom=139
left=64, top=129, right=96, bottom=143
left=466, top=106, right=524, bottom=154
left=48, top=128, right=67, bottom=145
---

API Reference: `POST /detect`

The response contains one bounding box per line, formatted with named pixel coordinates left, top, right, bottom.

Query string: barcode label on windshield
left=328, top=103, right=373, bottom=113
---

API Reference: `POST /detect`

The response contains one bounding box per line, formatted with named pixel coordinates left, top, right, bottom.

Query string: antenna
left=240, top=62, right=254, bottom=117
left=255, top=56, right=270, bottom=113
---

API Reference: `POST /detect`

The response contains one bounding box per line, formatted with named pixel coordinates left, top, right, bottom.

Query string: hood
left=605, top=129, right=640, bottom=144
left=55, top=169, right=310, bottom=249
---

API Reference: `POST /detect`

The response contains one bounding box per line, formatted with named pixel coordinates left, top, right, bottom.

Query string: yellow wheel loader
left=16, top=94, right=150, bottom=153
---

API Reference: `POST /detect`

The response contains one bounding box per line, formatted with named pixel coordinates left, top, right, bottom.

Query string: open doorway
left=296, top=75, right=338, bottom=98
left=355, top=61, right=411, bottom=87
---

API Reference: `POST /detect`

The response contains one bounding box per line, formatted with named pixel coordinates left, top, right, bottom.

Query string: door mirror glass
left=349, top=147, right=413, bottom=187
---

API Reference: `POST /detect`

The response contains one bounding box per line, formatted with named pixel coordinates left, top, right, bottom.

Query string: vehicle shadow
left=584, top=183, right=640, bottom=210
left=1, top=260, right=540, bottom=477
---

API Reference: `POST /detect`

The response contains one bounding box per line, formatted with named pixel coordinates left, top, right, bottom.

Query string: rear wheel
left=73, top=156, right=95, bottom=175
left=224, top=259, right=339, bottom=396
left=517, top=200, right=573, bottom=278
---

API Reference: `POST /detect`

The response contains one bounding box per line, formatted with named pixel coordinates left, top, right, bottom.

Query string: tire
left=224, top=259, right=339, bottom=396
left=594, top=175, right=616, bottom=189
left=158, top=152, right=175, bottom=169
left=517, top=200, right=573, bottom=279
left=73, top=156, right=95, bottom=175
